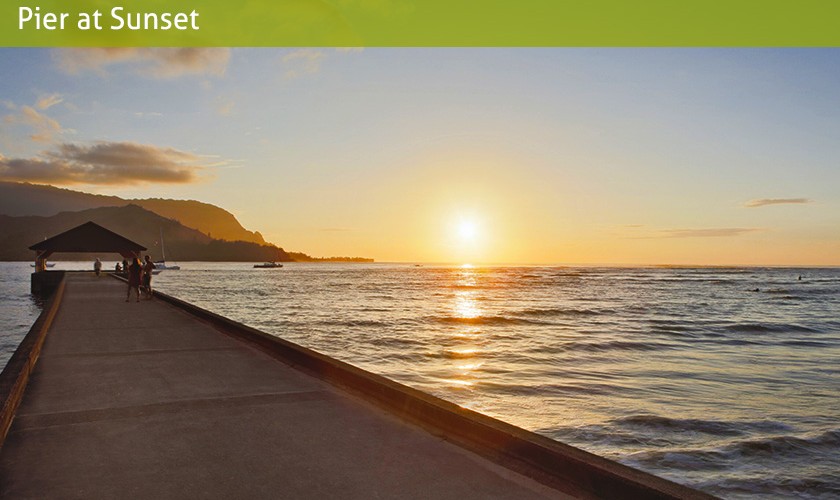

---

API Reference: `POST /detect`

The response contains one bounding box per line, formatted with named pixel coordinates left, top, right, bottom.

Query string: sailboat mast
left=160, top=227, right=166, bottom=262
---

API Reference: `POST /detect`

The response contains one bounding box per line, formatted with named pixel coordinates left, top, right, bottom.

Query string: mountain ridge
left=0, top=205, right=290, bottom=262
left=0, top=182, right=372, bottom=263
left=0, top=182, right=266, bottom=245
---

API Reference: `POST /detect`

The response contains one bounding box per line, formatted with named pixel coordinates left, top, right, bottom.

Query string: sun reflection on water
left=455, top=291, right=481, bottom=319
left=443, top=266, right=487, bottom=391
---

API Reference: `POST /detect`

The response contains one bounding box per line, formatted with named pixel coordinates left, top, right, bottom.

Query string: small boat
left=254, top=262, right=283, bottom=268
left=155, top=228, right=180, bottom=271
left=30, top=263, right=56, bottom=268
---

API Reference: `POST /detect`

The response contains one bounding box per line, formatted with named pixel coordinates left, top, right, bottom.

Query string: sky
left=1, top=48, right=839, bottom=265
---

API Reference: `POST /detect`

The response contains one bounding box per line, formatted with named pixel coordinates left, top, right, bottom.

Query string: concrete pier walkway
left=2, top=273, right=715, bottom=500
left=1, top=274, right=571, bottom=499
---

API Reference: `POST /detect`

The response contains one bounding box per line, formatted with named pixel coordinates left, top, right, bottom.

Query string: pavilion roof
left=29, top=221, right=146, bottom=254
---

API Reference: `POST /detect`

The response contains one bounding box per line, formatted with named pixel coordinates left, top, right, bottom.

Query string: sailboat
left=155, top=228, right=181, bottom=271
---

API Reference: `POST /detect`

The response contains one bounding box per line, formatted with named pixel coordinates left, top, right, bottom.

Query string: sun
left=457, top=219, right=478, bottom=242
left=446, top=214, right=487, bottom=263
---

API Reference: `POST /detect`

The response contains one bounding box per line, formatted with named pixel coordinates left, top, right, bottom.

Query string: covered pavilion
left=29, top=221, right=146, bottom=293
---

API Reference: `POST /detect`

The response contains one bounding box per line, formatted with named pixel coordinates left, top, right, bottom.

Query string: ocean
left=2, top=262, right=839, bottom=498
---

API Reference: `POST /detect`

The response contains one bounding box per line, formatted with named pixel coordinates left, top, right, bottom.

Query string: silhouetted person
left=122, top=259, right=129, bottom=277
left=126, top=257, right=142, bottom=302
left=142, top=255, right=156, bottom=299
left=115, top=262, right=122, bottom=273
left=94, top=258, right=102, bottom=277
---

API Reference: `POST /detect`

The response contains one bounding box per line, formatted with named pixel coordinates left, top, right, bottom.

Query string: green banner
left=4, top=0, right=840, bottom=46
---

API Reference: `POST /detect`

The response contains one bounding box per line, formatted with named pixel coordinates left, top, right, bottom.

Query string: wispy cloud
left=658, top=228, right=761, bottom=238
left=0, top=141, right=213, bottom=185
left=4, top=105, right=64, bottom=143
left=35, top=93, right=64, bottom=110
left=622, top=226, right=762, bottom=239
left=54, top=48, right=231, bottom=78
left=215, top=97, right=235, bottom=116
left=744, top=198, right=812, bottom=208
left=281, top=49, right=325, bottom=79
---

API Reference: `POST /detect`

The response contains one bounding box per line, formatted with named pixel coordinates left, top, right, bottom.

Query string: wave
left=523, top=340, right=675, bottom=355
left=713, top=338, right=766, bottom=346
left=730, top=429, right=840, bottom=457
left=613, top=414, right=794, bottom=437
left=724, top=323, right=821, bottom=334
left=367, top=337, right=426, bottom=348
left=763, top=288, right=792, bottom=294
left=433, top=315, right=554, bottom=326
left=428, top=349, right=484, bottom=360
left=569, top=340, right=674, bottom=353
left=647, top=320, right=696, bottom=337
left=515, top=306, right=610, bottom=318
left=484, top=381, right=634, bottom=398
left=316, top=319, right=392, bottom=327
left=699, top=475, right=840, bottom=498
left=448, top=284, right=488, bottom=290
left=781, top=339, right=835, bottom=348
left=773, top=295, right=808, bottom=301
left=543, top=426, right=677, bottom=449
left=625, top=429, right=840, bottom=471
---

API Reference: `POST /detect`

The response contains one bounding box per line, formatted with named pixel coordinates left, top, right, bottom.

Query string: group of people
left=126, top=255, right=156, bottom=302
left=100, top=256, right=156, bottom=302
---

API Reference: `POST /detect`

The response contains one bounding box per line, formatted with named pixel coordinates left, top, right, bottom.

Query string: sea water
left=2, top=262, right=838, bottom=498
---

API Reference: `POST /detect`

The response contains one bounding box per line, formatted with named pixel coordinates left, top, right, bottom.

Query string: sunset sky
left=1, top=48, right=839, bottom=265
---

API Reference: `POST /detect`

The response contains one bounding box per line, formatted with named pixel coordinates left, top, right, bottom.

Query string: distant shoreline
left=2, top=258, right=374, bottom=264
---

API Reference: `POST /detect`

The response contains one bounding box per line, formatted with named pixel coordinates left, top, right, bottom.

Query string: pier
left=1, top=273, right=713, bottom=499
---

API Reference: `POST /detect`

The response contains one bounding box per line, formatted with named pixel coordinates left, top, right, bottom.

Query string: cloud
left=214, top=97, right=235, bottom=116
left=659, top=228, right=761, bottom=238
left=4, top=105, right=64, bottom=143
left=36, top=93, right=64, bottom=110
left=0, top=141, right=211, bottom=185
left=281, top=49, right=325, bottom=79
left=623, top=226, right=762, bottom=239
left=54, top=48, right=231, bottom=78
left=744, top=198, right=812, bottom=208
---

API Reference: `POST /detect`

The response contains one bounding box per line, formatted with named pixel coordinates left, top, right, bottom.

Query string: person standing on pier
left=142, top=255, right=156, bottom=300
left=126, top=257, right=142, bottom=302
left=94, top=258, right=102, bottom=277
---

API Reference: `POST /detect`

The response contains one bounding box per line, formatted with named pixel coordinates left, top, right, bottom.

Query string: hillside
left=0, top=205, right=290, bottom=262
left=0, top=182, right=265, bottom=244
left=132, top=198, right=266, bottom=244
left=0, top=181, right=123, bottom=217
left=287, top=252, right=374, bottom=263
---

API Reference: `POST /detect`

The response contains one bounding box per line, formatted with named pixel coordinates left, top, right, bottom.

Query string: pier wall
left=30, top=270, right=65, bottom=296
left=0, top=275, right=65, bottom=446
